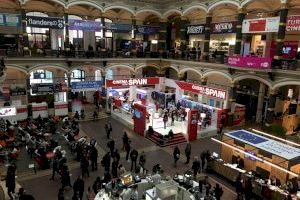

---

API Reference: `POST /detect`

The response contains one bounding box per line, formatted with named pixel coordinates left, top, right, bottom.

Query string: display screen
left=0, top=107, right=16, bottom=117
left=134, top=109, right=142, bottom=119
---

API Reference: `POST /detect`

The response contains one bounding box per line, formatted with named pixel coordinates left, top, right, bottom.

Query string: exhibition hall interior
left=0, top=0, right=300, bottom=199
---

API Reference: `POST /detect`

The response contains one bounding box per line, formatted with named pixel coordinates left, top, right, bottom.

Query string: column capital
left=206, top=12, right=212, bottom=18
left=180, top=16, right=188, bottom=21
left=64, top=9, right=69, bottom=14
left=160, top=18, right=168, bottom=23
left=268, top=89, right=277, bottom=96
left=238, top=8, right=246, bottom=14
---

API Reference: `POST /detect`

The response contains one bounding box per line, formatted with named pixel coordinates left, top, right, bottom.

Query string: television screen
left=134, top=109, right=141, bottom=119
left=0, top=107, right=16, bottom=117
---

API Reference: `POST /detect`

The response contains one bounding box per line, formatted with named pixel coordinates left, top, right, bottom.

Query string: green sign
left=0, top=14, right=20, bottom=27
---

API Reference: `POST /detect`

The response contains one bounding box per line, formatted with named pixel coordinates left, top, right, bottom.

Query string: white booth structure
left=54, top=102, right=68, bottom=116
left=32, top=102, right=48, bottom=119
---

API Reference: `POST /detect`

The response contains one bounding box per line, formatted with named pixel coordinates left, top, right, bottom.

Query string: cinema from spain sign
left=106, top=77, right=160, bottom=87
left=175, top=81, right=227, bottom=100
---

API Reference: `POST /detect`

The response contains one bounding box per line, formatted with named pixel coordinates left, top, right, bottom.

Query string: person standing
left=139, top=151, right=146, bottom=174
left=80, top=156, right=90, bottom=177
left=102, top=152, right=111, bottom=172
left=105, top=122, right=112, bottom=139
left=171, top=111, right=175, bottom=126
left=235, top=172, right=243, bottom=197
left=90, top=145, right=98, bottom=171
left=163, top=113, right=168, bottom=129
left=192, top=156, right=200, bottom=178
left=173, top=146, right=180, bottom=167
left=111, top=158, right=118, bottom=178
left=73, top=176, right=85, bottom=200
left=122, top=131, right=129, bottom=150
left=214, top=184, right=223, bottom=200
left=50, top=157, right=59, bottom=180
left=58, top=188, right=64, bottom=200
left=107, top=139, right=115, bottom=153
left=124, top=141, right=131, bottom=161
left=130, top=149, right=138, bottom=172
left=185, top=142, right=192, bottom=164
left=5, top=164, right=16, bottom=200
left=61, top=165, right=72, bottom=190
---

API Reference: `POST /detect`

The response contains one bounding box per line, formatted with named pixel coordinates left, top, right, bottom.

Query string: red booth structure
left=133, top=103, right=147, bottom=136
left=187, top=109, right=199, bottom=141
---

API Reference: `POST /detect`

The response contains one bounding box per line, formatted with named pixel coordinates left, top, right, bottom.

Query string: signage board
left=69, top=19, right=102, bottom=31
left=226, top=130, right=300, bottom=160
left=242, top=17, right=280, bottom=33
left=211, top=21, right=236, bottom=34
left=175, top=81, right=227, bottom=100
left=186, top=24, right=205, bottom=35
left=136, top=25, right=159, bottom=35
left=0, top=14, right=20, bottom=27
left=286, top=15, right=300, bottom=32
left=105, top=23, right=132, bottom=32
left=228, top=56, right=272, bottom=69
left=31, top=83, right=66, bottom=94
left=26, top=16, right=64, bottom=29
left=71, top=81, right=101, bottom=92
left=106, top=77, right=160, bottom=87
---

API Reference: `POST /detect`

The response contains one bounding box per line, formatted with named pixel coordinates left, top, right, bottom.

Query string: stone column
left=204, top=14, right=212, bottom=61
left=256, top=83, right=266, bottom=123
left=274, top=2, right=289, bottom=68
left=158, top=19, right=167, bottom=51
left=229, top=82, right=237, bottom=113
left=26, top=73, right=31, bottom=105
left=21, top=8, right=29, bottom=50
left=234, top=9, right=245, bottom=55
left=180, top=17, right=188, bottom=50
left=265, top=89, right=276, bottom=126
left=64, top=12, right=70, bottom=49
left=67, top=72, right=72, bottom=112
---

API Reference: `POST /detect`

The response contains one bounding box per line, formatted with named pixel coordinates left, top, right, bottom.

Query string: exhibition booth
left=210, top=129, right=300, bottom=199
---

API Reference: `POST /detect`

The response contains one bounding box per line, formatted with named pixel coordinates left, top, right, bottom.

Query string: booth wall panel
left=270, top=155, right=289, bottom=183
left=244, top=144, right=258, bottom=172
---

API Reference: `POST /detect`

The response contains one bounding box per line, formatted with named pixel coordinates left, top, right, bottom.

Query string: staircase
left=146, top=131, right=187, bottom=147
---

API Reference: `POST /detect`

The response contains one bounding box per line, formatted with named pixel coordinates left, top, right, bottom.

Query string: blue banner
left=227, top=130, right=268, bottom=145
left=136, top=25, right=159, bottom=35
left=69, top=19, right=102, bottom=31
left=0, top=14, right=20, bottom=27
left=106, top=23, right=132, bottom=33
left=71, top=81, right=102, bottom=92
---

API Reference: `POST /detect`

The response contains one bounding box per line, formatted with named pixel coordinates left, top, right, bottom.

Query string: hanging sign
left=228, top=56, right=272, bottom=69
left=69, top=19, right=102, bottom=31
left=105, top=23, right=132, bottom=32
left=186, top=25, right=205, bottom=35
left=211, top=21, right=236, bottom=34
left=242, top=17, right=280, bottom=33
left=27, top=16, right=64, bottom=29
left=71, top=81, right=102, bottom=92
left=136, top=25, right=159, bottom=35
left=175, top=81, right=227, bottom=100
left=106, top=77, right=160, bottom=87
left=31, top=83, right=67, bottom=94
left=286, top=15, right=300, bottom=32
left=0, top=14, right=20, bottom=27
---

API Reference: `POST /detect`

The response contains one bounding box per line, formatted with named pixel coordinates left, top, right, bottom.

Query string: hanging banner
left=106, top=77, right=160, bottom=87
left=286, top=15, right=300, bottom=32
left=186, top=24, right=205, bottom=35
left=31, top=83, right=67, bottom=94
left=0, top=14, right=20, bottom=27
left=211, top=21, right=236, bottom=34
left=105, top=23, right=132, bottom=32
left=242, top=17, right=280, bottom=33
left=175, top=81, right=227, bottom=100
left=136, top=25, right=159, bottom=35
left=71, top=81, right=102, bottom=92
left=69, top=19, right=102, bottom=31
left=228, top=56, right=272, bottom=69
left=27, top=16, right=64, bottom=29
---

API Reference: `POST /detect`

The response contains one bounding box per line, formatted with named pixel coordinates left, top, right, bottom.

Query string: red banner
left=106, top=77, right=160, bottom=87
left=54, top=104, right=68, bottom=109
left=175, top=81, right=227, bottom=100
left=17, top=108, right=27, bottom=113
left=32, top=106, right=48, bottom=111
left=249, top=19, right=266, bottom=32
left=286, top=15, right=300, bottom=32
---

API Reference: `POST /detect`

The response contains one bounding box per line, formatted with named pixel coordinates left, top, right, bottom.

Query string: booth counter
left=32, top=102, right=48, bottom=119
left=16, top=105, right=28, bottom=121
left=54, top=102, right=68, bottom=116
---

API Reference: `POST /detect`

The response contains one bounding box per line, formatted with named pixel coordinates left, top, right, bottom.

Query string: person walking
left=214, top=183, right=224, bottom=200
left=171, top=111, right=175, bottom=126
left=73, top=176, right=85, bottom=200
left=192, top=156, right=200, bottom=178
left=105, top=121, right=112, bottom=139
left=185, top=142, right=192, bottom=164
left=139, top=151, right=146, bottom=174
left=124, top=141, right=131, bottom=161
left=5, top=164, right=16, bottom=200
left=61, top=165, right=72, bottom=190
left=122, top=131, right=129, bottom=150
left=163, top=113, right=168, bottom=129
left=90, top=145, right=98, bottom=171
left=107, top=139, right=115, bottom=153
left=173, top=146, right=180, bottom=167
left=130, top=149, right=139, bottom=172
left=80, top=156, right=90, bottom=177
left=101, top=152, right=111, bottom=172
left=111, top=158, right=118, bottom=178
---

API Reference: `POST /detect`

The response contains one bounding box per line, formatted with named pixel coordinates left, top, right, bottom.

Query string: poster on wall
left=0, top=14, right=20, bottom=27
left=242, top=17, right=280, bottom=33
left=26, top=16, right=64, bottom=29
left=211, top=21, right=236, bottom=34
left=286, top=15, right=300, bottom=32
left=69, top=19, right=102, bottom=31
left=186, top=24, right=205, bottom=35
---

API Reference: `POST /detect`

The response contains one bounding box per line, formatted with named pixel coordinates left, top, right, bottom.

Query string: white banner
left=242, top=17, right=280, bottom=33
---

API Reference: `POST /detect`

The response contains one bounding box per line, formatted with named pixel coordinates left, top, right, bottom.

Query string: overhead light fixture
left=251, top=129, right=300, bottom=148
left=211, top=138, right=299, bottom=178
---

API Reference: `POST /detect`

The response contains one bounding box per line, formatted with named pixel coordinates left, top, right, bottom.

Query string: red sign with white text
left=286, top=15, right=300, bottom=32
left=175, top=81, right=227, bottom=100
left=106, top=77, right=160, bottom=87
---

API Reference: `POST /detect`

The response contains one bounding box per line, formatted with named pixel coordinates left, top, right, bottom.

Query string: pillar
left=67, top=72, right=72, bottom=112
left=26, top=73, right=31, bottom=104
left=158, top=19, right=167, bottom=51
left=229, top=82, right=237, bottom=113
left=204, top=14, right=212, bottom=61
left=180, top=17, right=188, bottom=51
left=265, top=89, right=276, bottom=126
left=234, top=9, right=245, bottom=55
left=256, top=83, right=266, bottom=123
left=21, top=8, right=29, bottom=50
left=274, top=2, right=289, bottom=68
left=132, top=17, right=136, bottom=40
left=64, top=12, right=70, bottom=49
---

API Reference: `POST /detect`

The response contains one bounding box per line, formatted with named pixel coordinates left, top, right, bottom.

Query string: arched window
left=30, top=69, right=53, bottom=84
left=26, top=12, right=49, bottom=49
left=69, top=15, right=83, bottom=48
left=71, top=69, right=85, bottom=82
left=95, top=70, right=102, bottom=81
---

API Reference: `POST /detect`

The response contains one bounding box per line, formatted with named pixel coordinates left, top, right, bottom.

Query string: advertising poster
left=242, top=17, right=280, bottom=33
left=211, top=21, right=236, bottom=34
left=69, top=19, right=102, bottom=31
left=286, top=15, right=300, bottom=32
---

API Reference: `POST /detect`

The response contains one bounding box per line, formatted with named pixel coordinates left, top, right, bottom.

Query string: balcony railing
left=1, top=48, right=299, bottom=71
